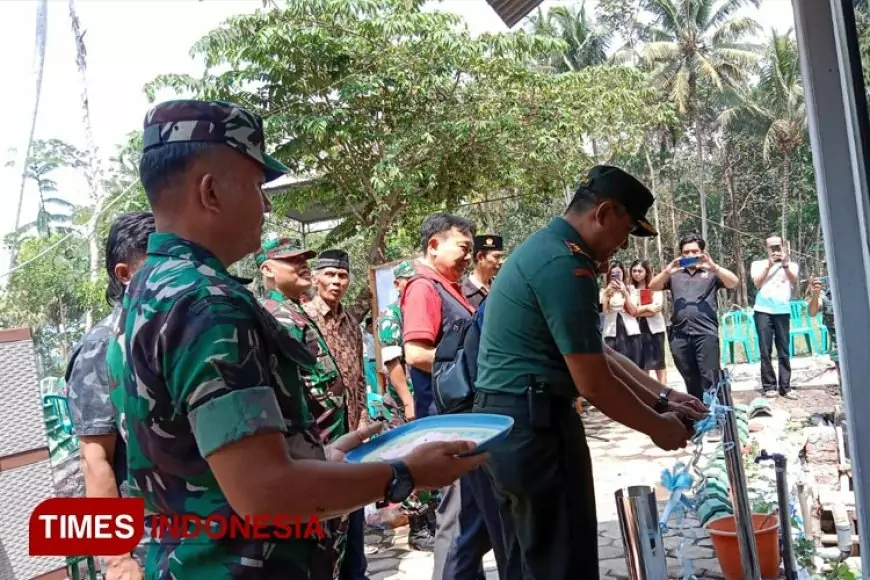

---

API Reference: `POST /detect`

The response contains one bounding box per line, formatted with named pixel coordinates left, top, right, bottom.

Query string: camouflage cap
left=142, top=99, right=290, bottom=183
left=393, top=260, right=416, bottom=279
left=255, top=237, right=316, bottom=267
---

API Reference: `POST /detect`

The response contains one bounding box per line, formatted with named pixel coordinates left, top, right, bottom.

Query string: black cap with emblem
left=473, top=235, right=503, bottom=253
left=581, top=165, right=658, bottom=237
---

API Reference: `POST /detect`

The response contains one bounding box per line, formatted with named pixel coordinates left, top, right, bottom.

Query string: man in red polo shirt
left=401, top=213, right=506, bottom=580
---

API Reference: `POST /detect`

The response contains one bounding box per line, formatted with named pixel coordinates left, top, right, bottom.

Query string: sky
left=0, top=0, right=792, bottom=279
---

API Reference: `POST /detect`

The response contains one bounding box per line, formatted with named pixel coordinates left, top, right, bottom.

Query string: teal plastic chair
left=813, top=312, right=830, bottom=355
left=721, top=310, right=758, bottom=364
left=43, top=394, right=74, bottom=436
left=789, top=300, right=817, bottom=357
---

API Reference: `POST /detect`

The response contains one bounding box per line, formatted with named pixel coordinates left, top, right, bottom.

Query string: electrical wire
left=0, top=179, right=140, bottom=280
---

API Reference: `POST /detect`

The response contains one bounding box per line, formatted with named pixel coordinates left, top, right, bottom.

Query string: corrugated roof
left=485, top=0, right=544, bottom=28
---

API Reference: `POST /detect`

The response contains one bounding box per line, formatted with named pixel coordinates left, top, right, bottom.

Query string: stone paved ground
left=363, top=411, right=725, bottom=580
left=362, top=356, right=839, bottom=579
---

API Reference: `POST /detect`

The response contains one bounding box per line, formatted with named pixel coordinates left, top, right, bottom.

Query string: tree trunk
left=8, top=0, right=47, bottom=272
left=70, top=0, right=107, bottom=331
left=645, top=148, right=664, bottom=268
left=780, top=154, right=791, bottom=242
left=668, top=181, right=678, bottom=256
left=694, top=116, right=708, bottom=241
left=725, top=153, right=748, bottom=307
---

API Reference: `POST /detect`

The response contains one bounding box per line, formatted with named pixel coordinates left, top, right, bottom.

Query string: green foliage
left=144, top=0, right=667, bottom=263
left=3, top=235, right=91, bottom=376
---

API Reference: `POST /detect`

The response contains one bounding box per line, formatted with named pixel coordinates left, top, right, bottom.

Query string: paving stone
left=599, top=557, right=627, bottom=577
left=693, top=558, right=723, bottom=575
left=679, top=544, right=715, bottom=560
left=368, top=549, right=400, bottom=560
left=598, top=544, right=624, bottom=559
left=599, top=521, right=624, bottom=540
left=367, top=556, right=400, bottom=574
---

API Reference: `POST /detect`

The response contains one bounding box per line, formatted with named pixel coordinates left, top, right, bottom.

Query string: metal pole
left=615, top=485, right=668, bottom=580
left=757, top=450, right=798, bottom=580
left=716, top=369, right=761, bottom=580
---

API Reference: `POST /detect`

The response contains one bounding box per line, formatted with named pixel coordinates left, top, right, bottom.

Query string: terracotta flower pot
left=705, top=513, right=780, bottom=580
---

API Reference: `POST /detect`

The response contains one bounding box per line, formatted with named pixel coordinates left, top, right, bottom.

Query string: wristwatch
left=654, top=388, right=672, bottom=413
left=384, top=460, right=414, bottom=504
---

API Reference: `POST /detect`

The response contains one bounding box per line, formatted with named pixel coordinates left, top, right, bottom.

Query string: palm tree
left=642, top=0, right=760, bottom=240
left=721, top=30, right=805, bottom=241
left=9, top=0, right=48, bottom=271
left=525, top=3, right=610, bottom=73
left=15, top=140, right=83, bottom=238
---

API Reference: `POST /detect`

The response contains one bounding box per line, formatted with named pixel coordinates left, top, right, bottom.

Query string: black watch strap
left=385, top=460, right=414, bottom=503
left=654, top=387, right=672, bottom=413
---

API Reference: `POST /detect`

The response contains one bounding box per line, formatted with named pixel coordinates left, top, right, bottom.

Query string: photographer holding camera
left=751, top=235, right=799, bottom=399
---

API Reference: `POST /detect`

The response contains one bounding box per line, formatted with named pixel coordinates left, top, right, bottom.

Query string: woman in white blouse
left=600, top=261, right=642, bottom=365
left=628, top=259, right=667, bottom=383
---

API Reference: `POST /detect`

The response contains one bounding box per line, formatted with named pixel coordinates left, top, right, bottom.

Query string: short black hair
left=566, top=184, right=603, bottom=214
left=105, top=211, right=156, bottom=305
left=419, top=213, right=476, bottom=252
left=138, top=142, right=221, bottom=203
left=678, top=233, right=706, bottom=252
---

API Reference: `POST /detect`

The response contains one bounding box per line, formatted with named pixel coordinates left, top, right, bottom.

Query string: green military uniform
left=255, top=237, right=350, bottom=572
left=377, top=302, right=412, bottom=422
left=256, top=238, right=348, bottom=444
left=472, top=166, right=658, bottom=579
left=107, top=100, right=342, bottom=579
left=376, top=259, right=417, bottom=425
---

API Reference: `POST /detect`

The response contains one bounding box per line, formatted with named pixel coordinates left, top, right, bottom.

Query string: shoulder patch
left=573, top=268, right=594, bottom=278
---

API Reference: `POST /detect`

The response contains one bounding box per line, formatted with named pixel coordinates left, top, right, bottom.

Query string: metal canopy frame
left=262, top=173, right=347, bottom=246
left=793, top=0, right=870, bottom=572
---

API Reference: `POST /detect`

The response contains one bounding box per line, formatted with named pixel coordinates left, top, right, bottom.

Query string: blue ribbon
left=659, top=464, right=695, bottom=532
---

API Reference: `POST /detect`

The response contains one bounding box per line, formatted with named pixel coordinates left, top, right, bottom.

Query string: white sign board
left=374, top=263, right=399, bottom=313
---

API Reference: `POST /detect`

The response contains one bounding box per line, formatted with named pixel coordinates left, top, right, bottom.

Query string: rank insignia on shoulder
left=573, top=268, right=594, bottom=278
left=564, top=240, right=585, bottom=255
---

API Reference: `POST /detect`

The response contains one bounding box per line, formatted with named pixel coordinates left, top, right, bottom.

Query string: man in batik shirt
left=305, top=249, right=370, bottom=580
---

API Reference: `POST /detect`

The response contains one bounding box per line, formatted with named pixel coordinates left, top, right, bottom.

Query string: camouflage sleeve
left=166, top=296, right=287, bottom=458
left=67, top=332, right=117, bottom=437
left=377, top=309, right=402, bottom=363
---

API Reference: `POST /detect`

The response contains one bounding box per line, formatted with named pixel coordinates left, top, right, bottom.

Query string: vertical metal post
left=615, top=485, right=668, bottom=580
left=792, top=0, right=870, bottom=569
left=774, top=455, right=798, bottom=580
left=716, top=369, right=761, bottom=580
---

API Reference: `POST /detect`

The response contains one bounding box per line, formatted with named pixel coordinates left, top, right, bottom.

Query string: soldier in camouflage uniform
left=377, top=260, right=417, bottom=425
left=107, top=99, right=485, bottom=580
left=66, top=211, right=156, bottom=579
left=256, top=236, right=351, bottom=568
left=376, top=259, right=438, bottom=552
left=256, top=237, right=347, bottom=443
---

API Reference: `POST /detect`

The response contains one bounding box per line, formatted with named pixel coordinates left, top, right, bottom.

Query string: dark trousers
left=670, top=331, right=720, bottom=400
left=340, top=508, right=367, bottom=580
left=472, top=391, right=598, bottom=580
left=754, top=311, right=792, bottom=393
left=432, top=468, right=507, bottom=580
